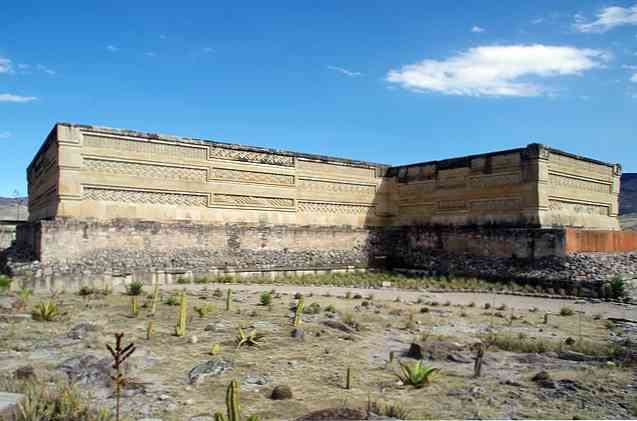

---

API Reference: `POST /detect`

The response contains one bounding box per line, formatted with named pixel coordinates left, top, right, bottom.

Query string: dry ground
left=1, top=282, right=636, bottom=420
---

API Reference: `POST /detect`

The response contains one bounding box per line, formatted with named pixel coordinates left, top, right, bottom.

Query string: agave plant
left=31, top=301, right=59, bottom=322
left=396, top=360, right=439, bottom=388
left=236, top=326, right=263, bottom=348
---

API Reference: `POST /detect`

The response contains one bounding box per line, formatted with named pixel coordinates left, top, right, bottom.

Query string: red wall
left=564, top=228, right=637, bottom=253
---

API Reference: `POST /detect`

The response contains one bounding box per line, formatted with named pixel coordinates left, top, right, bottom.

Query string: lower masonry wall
left=3, top=218, right=636, bottom=296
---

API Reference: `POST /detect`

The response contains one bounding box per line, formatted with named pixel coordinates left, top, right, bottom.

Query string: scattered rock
left=558, top=350, right=606, bottom=362
left=0, top=296, right=22, bottom=311
left=243, top=375, right=271, bottom=387
left=321, top=320, right=355, bottom=334
left=296, top=408, right=367, bottom=421
left=188, top=359, right=232, bottom=385
left=446, top=352, right=471, bottom=364
left=404, top=343, right=424, bottom=359
left=56, top=354, right=117, bottom=398
left=271, top=385, right=293, bottom=400
left=68, top=321, right=100, bottom=340
left=190, top=335, right=198, bottom=344
left=291, top=327, right=305, bottom=341
left=531, top=371, right=556, bottom=389
left=14, top=365, right=36, bottom=380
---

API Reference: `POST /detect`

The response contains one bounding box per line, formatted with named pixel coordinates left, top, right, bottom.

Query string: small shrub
left=560, top=306, right=575, bottom=316
left=194, top=303, right=215, bottom=318
left=368, top=400, right=410, bottom=420
left=213, top=288, right=224, bottom=298
left=163, top=295, right=179, bottom=305
left=609, top=277, right=626, bottom=299
left=396, top=360, right=439, bottom=388
left=176, top=277, right=190, bottom=285
left=303, top=302, right=321, bottom=315
left=342, top=312, right=359, bottom=329
left=352, top=293, right=363, bottom=299
left=467, top=301, right=476, bottom=308
left=344, top=291, right=352, bottom=299
left=0, top=275, right=12, bottom=294
left=32, top=301, right=59, bottom=321
left=126, top=281, right=144, bottom=296
left=484, top=303, right=491, bottom=310
left=194, top=277, right=209, bottom=284
left=78, top=286, right=94, bottom=297
left=420, top=306, right=430, bottom=313
left=443, top=300, right=451, bottom=307
left=324, top=304, right=336, bottom=313
left=496, top=304, right=507, bottom=311
left=259, top=291, right=272, bottom=306
left=430, top=301, right=439, bottom=307
left=294, top=292, right=303, bottom=299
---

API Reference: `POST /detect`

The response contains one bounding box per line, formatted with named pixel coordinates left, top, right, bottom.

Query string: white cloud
left=106, top=45, right=119, bottom=52
left=0, top=57, right=12, bottom=73
left=471, top=25, right=485, bottom=33
left=327, top=65, right=362, bottom=77
left=631, top=73, right=637, bottom=82
left=144, top=52, right=157, bottom=57
left=386, top=44, right=610, bottom=97
left=0, top=131, right=11, bottom=139
left=622, top=64, right=637, bottom=70
left=574, top=4, right=637, bottom=33
left=0, top=94, right=37, bottom=103
left=36, top=64, right=55, bottom=75
left=531, top=18, right=544, bottom=24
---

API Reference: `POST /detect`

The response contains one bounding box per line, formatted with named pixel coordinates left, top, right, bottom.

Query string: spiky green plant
left=174, top=290, right=187, bottom=337
left=31, top=301, right=59, bottom=321
left=130, top=296, right=139, bottom=317
left=293, top=295, right=304, bottom=327
left=236, top=326, right=263, bottom=348
left=210, top=343, right=221, bottom=355
left=17, top=287, right=33, bottom=305
left=150, top=283, right=160, bottom=315
left=226, top=289, right=232, bottom=312
left=259, top=291, right=272, bottom=306
left=396, top=361, right=439, bottom=388
left=194, top=303, right=215, bottom=318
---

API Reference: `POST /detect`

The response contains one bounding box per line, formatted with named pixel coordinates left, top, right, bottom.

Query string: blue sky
left=1, top=1, right=636, bottom=195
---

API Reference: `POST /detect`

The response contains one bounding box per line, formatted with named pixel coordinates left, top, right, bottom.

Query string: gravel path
left=160, top=282, right=637, bottom=320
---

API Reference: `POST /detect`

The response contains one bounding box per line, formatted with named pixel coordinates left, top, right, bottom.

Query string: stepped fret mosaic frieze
left=298, top=179, right=376, bottom=198
left=297, top=201, right=375, bottom=215
left=209, top=146, right=294, bottom=167
left=470, top=198, right=522, bottom=210
left=214, top=194, right=294, bottom=208
left=548, top=199, right=608, bottom=216
left=469, top=173, right=522, bottom=188
left=549, top=173, right=610, bottom=194
left=84, top=135, right=207, bottom=161
left=84, top=187, right=208, bottom=207
left=550, top=153, right=611, bottom=180
left=84, top=159, right=207, bottom=182
left=213, top=168, right=294, bottom=185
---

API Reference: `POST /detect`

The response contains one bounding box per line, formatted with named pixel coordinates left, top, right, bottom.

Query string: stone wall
left=0, top=223, right=17, bottom=251
left=26, top=123, right=622, bottom=231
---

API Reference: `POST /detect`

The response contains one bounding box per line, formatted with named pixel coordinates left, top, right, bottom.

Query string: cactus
left=150, top=283, right=160, bottom=315
left=293, top=295, right=304, bottom=327
left=226, top=289, right=232, bottom=312
left=175, top=290, right=187, bottom=337
left=130, top=296, right=139, bottom=317
left=226, top=379, right=240, bottom=421
left=346, top=367, right=352, bottom=390
left=473, top=343, right=484, bottom=378
left=147, top=320, right=155, bottom=340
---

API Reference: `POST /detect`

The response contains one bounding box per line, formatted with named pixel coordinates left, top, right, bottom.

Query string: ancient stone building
left=6, top=122, right=637, bottom=291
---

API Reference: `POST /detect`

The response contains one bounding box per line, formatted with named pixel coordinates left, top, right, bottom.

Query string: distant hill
left=0, top=197, right=28, bottom=221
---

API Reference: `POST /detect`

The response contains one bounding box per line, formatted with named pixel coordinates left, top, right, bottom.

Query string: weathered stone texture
left=0, top=223, right=16, bottom=251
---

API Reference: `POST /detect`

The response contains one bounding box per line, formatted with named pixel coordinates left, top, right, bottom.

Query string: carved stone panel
left=549, top=173, right=611, bottom=194
left=214, top=194, right=294, bottom=208
left=84, top=159, right=207, bottom=182
left=83, top=187, right=208, bottom=207
left=84, top=135, right=207, bottom=161
left=209, top=146, right=294, bottom=167
left=213, top=168, right=294, bottom=185
left=297, top=201, right=375, bottom=215
left=548, top=199, right=609, bottom=216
